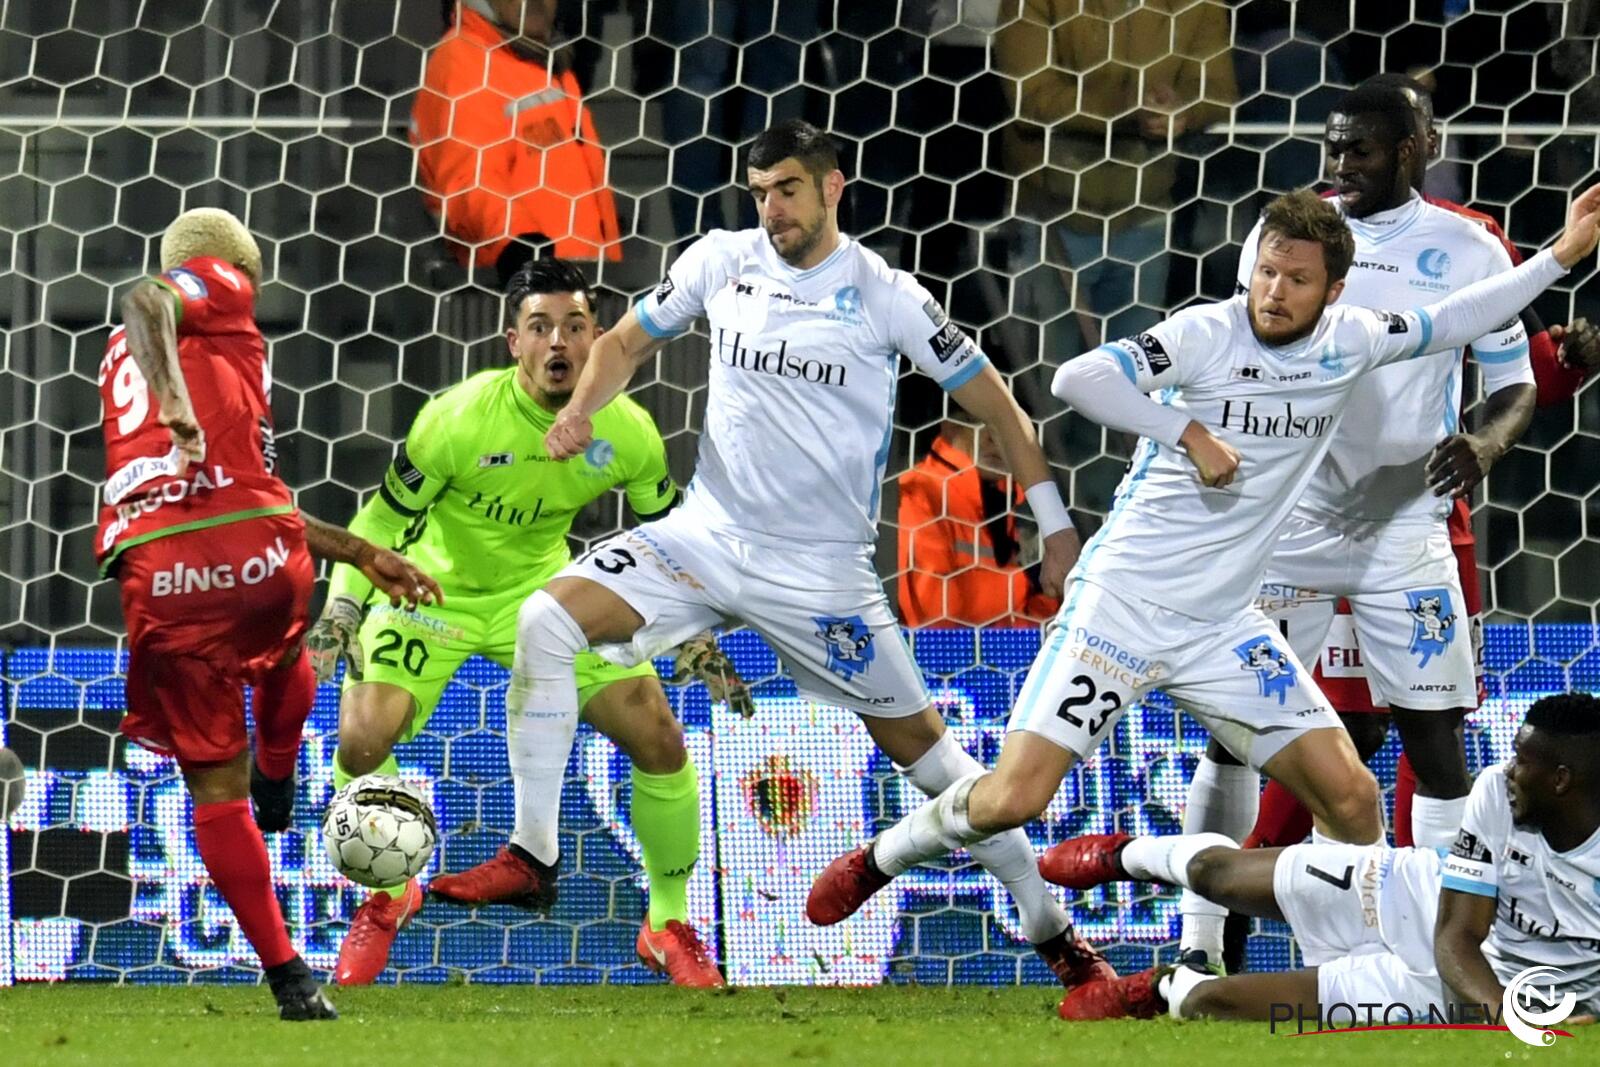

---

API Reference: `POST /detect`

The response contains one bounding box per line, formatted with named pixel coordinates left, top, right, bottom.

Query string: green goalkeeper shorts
left=346, top=595, right=658, bottom=742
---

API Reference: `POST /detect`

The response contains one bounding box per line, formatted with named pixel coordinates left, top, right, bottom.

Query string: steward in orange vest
left=412, top=2, right=621, bottom=284
left=896, top=422, right=1062, bottom=629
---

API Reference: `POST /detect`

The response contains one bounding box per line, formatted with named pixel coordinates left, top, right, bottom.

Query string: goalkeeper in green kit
left=307, top=258, right=746, bottom=987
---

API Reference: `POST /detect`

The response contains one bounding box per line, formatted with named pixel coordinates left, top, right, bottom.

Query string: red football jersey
left=96, top=256, right=294, bottom=571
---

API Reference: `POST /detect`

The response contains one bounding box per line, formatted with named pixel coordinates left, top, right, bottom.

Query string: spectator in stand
left=412, top=1, right=621, bottom=287
left=897, top=419, right=1062, bottom=628
left=994, top=0, right=1236, bottom=355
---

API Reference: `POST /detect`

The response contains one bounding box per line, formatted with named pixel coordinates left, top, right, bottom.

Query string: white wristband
left=1024, top=481, right=1073, bottom=537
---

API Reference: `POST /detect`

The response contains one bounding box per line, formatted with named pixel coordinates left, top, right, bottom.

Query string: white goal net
left=1, top=0, right=1596, bottom=987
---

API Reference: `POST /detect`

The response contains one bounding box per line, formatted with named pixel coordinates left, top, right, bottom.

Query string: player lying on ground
left=809, top=182, right=1600, bottom=1014
left=1036, top=692, right=1600, bottom=1023
left=98, top=208, right=441, bottom=1021
left=306, top=257, right=742, bottom=987
left=1182, top=73, right=1600, bottom=973
left=436, top=119, right=1115, bottom=990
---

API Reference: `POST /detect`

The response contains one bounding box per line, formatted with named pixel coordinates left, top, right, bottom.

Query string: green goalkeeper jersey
left=328, top=366, right=676, bottom=605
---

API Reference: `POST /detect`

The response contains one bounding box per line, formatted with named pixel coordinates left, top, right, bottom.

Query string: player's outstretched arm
left=1433, top=887, right=1505, bottom=1013
left=1051, top=351, right=1241, bottom=488
left=949, top=363, right=1079, bottom=596
left=547, top=307, right=669, bottom=461
left=1402, top=182, right=1600, bottom=365
left=120, top=280, right=203, bottom=475
left=301, top=514, right=443, bottom=610
left=1551, top=181, right=1600, bottom=269
left=305, top=492, right=420, bottom=682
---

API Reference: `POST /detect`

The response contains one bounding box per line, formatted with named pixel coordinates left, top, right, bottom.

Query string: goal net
left=2, top=0, right=1596, bottom=987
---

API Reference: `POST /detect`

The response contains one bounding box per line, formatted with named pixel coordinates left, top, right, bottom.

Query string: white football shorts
left=559, top=507, right=930, bottom=718
left=1274, top=842, right=1447, bottom=1016
left=1260, top=513, right=1476, bottom=710
left=1008, top=578, right=1341, bottom=770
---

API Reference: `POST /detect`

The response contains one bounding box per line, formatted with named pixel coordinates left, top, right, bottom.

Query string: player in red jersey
left=98, top=207, right=442, bottom=1020
left=1221, top=76, right=1600, bottom=970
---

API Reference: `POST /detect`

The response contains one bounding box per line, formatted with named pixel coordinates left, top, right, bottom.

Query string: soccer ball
left=322, top=775, right=438, bottom=889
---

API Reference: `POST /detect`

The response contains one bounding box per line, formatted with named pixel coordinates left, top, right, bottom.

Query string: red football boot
left=1039, top=832, right=1133, bottom=890
left=428, top=846, right=559, bottom=910
left=806, top=844, right=892, bottom=926
left=334, top=879, right=423, bottom=986
left=1058, top=969, right=1165, bottom=1021
left=637, top=919, right=725, bottom=988
left=1034, top=930, right=1118, bottom=990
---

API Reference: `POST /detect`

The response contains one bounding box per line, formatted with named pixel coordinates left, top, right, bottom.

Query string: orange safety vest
left=411, top=7, right=621, bottom=268
left=896, top=438, right=1061, bottom=629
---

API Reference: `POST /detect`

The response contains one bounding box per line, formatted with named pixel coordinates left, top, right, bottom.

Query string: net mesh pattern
left=1, top=0, right=1597, bottom=985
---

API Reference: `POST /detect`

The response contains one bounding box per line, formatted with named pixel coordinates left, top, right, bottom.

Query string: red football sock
left=193, top=798, right=296, bottom=968
left=1242, top=779, right=1314, bottom=849
left=1393, top=752, right=1417, bottom=848
left=252, top=653, right=315, bottom=780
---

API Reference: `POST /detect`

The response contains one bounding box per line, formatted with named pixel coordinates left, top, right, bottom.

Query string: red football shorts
left=115, top=512, right=313, bottom=766
left=1314, top=538, right=1486, bottom=714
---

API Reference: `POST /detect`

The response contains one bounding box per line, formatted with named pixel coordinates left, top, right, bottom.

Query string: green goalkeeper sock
left=630, top=761, right=700, bottom=929
left=333, top=747, right=409, bottom=900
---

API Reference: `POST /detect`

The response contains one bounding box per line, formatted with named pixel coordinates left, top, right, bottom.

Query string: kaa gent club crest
left=1406, top=588, right=1457, bottom=668
left=813, top=615, right=875, bottom=680
left=1234, top=638, right=1298, bottom=705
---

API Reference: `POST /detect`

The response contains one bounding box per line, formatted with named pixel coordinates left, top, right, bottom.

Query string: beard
left=768, top=216, right=826, bottom=265
left=1247, top=293, right=1325, bottom=348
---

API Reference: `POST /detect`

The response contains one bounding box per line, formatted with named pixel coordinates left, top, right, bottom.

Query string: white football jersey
left=635, top=229, right=986, bottom=551
left=1440, top=763, right=1600, bottom=1014
left=1236, top=194, right=1533, bottom=527
left=1070, top=297, right=1437, bottom=620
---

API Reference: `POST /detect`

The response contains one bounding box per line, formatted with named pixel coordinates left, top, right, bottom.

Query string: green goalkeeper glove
left=305, top=595, right=365, bottom=684
left=669, top=632, right=755, bottom=718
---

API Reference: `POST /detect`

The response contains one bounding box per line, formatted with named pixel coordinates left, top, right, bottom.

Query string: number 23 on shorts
left=1014, top=652, right=1139, bottom=756
left=1053, top=671, right=1128, bottom=746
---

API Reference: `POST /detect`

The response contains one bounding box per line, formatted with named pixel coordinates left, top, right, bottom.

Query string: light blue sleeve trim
left=1441, top=873, right=1498, bottom=898
left=940, top=352, right=989, bottom=391
left=1475, top=340, right=1530, bottom=365
left=633, top=297, right=681, bottom=340
left=1408, top=307, right=1436, bottom=360
left=1094, top=343, right=1138, bottom=383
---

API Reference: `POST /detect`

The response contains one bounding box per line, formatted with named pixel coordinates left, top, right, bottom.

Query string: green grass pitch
left=0, top=984, right=1591, bottom=1067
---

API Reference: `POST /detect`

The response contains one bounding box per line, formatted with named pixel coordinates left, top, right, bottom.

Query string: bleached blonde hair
left=159, top=207, right=262, bottom=283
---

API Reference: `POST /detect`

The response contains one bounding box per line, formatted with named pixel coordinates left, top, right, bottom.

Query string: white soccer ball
left=322, top=774, right=438, bottom=889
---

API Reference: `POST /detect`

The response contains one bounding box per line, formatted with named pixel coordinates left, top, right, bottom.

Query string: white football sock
left=873, top=774, right=984, bottom=876
left=1178, top=757, right=1259, bottom=961
left=1411, top=794, right=1468, bottom=851
left=899, top=733, right=1071, bottom=944
left=506, top=591, right=587, bottom=866
left=1183, top=755, right=1261, bottom=841
left=1159, top=963, right=1221, bottom=1020
left=1120, top=832, right=1237, bottom=888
